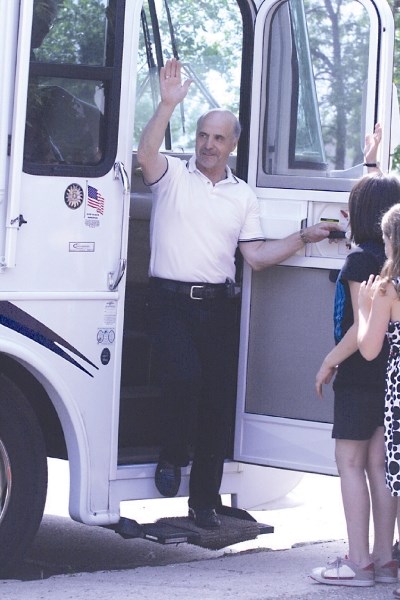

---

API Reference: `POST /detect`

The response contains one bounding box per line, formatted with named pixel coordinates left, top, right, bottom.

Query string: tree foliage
left=134, top=0, right=242, bottom=150
left=307, top=0, right=369, bottom=168
left=34, top=0, right=400, bottom=166
left=36, top=0, right=108, bottom=65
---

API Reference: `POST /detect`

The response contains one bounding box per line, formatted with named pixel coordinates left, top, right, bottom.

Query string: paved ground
left=1, top=461, right=399, bottom=599
left=2, top=538, right=399, bottom=599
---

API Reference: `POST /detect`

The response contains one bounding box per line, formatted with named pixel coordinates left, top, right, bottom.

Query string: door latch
left=10, top=214, right=27, bottom=227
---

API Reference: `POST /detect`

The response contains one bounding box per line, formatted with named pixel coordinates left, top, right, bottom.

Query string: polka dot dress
left=385, top=320, right=400, bottom=495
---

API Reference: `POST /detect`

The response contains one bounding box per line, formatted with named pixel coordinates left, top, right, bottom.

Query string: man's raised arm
left=137, top=59, right=192, bottom=185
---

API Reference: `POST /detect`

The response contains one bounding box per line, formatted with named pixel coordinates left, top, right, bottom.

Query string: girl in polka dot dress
left=359, top=204, right=400, bottom=496
left=359, top=203, right=400, bottom=598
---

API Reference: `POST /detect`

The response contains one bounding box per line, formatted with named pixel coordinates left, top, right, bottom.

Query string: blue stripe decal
left=0, top=301, right=98, bottom=377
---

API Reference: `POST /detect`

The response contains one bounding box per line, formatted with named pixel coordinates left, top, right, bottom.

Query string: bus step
left=113, top=517, right=199, bottom=544
left=157, top=506, right=274, bottom=550
left=142, top=522, right=200, bottom=545
left=113, top=507, right=274, bottom=549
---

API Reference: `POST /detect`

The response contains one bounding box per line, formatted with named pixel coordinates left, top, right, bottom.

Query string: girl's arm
left=364, top=122, right=382, bottom=174
left=358, top=275, right=392, bottom=360
left=315, top=281, right=360, bottom=398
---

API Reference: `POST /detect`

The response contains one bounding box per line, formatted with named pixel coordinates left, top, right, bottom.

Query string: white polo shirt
left=148, top=155, right=265, bottom=283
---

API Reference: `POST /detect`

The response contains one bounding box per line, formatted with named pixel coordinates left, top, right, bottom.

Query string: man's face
left=195, top=112, right=238, bottom=177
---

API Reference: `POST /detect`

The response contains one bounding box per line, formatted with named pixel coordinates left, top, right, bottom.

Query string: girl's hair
left=349, top=173, right=400, bottom=245
left=380, top=203, right=400, bottom=297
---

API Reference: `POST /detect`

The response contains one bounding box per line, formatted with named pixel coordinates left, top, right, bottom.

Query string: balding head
left=196, top=109, right=241, bottom=142
left=195, top=108, right=241, bottom=183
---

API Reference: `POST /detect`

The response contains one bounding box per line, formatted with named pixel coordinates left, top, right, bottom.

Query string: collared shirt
left=148, top=155, right=265, bottom=283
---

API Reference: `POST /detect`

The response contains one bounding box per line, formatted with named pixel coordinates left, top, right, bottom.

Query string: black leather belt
left=151, top=277, right=228, bottom=300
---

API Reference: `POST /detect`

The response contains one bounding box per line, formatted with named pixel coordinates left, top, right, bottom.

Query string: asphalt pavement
left=1, top=461, right=398, bottom=599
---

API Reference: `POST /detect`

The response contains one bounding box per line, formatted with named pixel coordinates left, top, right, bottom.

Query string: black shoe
left=155, top=460, right=181, bottom=497
left=188, top=507, right=221, bottom=529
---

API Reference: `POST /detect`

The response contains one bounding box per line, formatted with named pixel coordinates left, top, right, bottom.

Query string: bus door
left=234, top=0, right=398, bottom=475
left=1, top=0, right=142, bottom=518
left=4, top=0, right=139, bottom=294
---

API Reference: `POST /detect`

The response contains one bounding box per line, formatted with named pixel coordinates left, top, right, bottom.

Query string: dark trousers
left=149, top=279, right=237, bottom=510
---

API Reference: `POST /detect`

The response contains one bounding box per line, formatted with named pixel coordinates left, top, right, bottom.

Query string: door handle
left=108, top=161, right=130, bottom=290
left=108, top=258, right=126, bottom=290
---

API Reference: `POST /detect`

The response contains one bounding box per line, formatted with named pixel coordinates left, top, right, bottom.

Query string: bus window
left=258, top=0, right=370, bottom=191
left=23, top=0, right=122, bottom=176
left=132, top=0, right=243, bottom=154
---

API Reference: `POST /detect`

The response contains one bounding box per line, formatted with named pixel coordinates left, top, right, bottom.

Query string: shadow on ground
left=4, top=514, right=273, bottom=581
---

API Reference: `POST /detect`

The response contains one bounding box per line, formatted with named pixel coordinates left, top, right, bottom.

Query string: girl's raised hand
left=363, top=123, right=382, bottom=166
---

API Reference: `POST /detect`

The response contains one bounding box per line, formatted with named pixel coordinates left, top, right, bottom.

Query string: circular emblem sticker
left=64, top=183, right=84, bottom=210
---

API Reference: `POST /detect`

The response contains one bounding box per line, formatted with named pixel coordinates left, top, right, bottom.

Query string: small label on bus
left=69, top=242, right=95, bottom=252
left=97, top=329, right=115, bottom=344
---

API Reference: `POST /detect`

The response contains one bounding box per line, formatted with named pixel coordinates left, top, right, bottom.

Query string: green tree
left=305, top=0, right=369, bottom=169
left=33, top=0, right=400, bottom=168
left=36, top=0, right=107, bottom=65
left=134, top=0, right=243, bottom=150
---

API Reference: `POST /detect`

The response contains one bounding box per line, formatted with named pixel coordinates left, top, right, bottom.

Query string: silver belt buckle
left=190, top=285, right=204, bottom=300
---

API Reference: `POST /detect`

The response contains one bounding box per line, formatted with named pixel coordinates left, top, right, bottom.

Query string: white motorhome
left=0, top=0, right=398, bottom=571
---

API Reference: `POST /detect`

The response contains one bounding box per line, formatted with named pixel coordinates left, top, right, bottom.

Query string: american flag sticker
left=87, top=184, right=105, bottom=215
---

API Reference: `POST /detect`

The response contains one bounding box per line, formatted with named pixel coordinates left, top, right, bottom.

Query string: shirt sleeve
left=148, top=155, right=179, bottom=190
left=341, top=249, right=379, bottom=283
left=238, top=188, right=266, bottom=242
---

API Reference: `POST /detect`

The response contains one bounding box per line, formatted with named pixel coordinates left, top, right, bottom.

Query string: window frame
left=23, top=0, right=126, bottom=178
left=255, top=0, right=382, bottom=193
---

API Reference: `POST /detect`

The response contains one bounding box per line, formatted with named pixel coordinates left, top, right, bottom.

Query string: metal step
left=112, top=506, right=273, bottom=550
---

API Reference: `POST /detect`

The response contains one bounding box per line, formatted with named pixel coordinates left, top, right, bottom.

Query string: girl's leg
left=397, top=500, right=400, bottom=542
left=335, top=438, right=371, bottom=567
left=367, top=426, right=397, bottom=566
left=394, top=501, right=400, bottom=560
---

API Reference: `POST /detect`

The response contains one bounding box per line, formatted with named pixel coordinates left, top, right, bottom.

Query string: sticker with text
left=85, top=182, right=105, bottom=227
